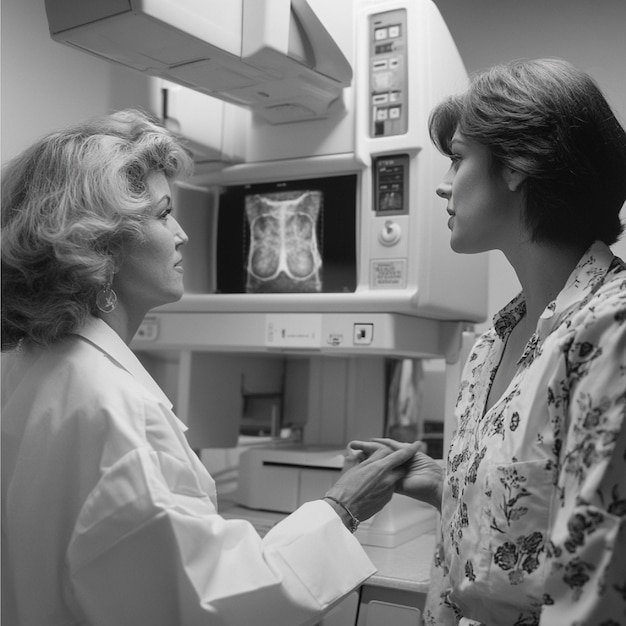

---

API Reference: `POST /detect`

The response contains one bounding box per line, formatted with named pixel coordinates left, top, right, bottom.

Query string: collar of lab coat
left=76, top=317, right=177, bottom=416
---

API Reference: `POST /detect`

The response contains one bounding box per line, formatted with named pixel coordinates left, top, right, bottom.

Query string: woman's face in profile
left=112, top=172, right=188, bottom=315
left=436, top=131, right=520, bottom=255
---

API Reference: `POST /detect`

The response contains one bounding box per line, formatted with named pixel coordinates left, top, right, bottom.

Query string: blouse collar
left=492, top=241, right=618, bottom=341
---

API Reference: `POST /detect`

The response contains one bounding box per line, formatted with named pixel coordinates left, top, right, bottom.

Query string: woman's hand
left=349, top=438, right=444, bottom=512
left=324, top=440, right=423, bottom=527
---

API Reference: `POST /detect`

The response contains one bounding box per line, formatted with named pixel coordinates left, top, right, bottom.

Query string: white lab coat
left=1, top=317, right=375, bottom=626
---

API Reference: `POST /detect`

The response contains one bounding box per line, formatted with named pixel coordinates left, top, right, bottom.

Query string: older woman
left=355, top=58, right=626, bottom=625
left=1, top=109, right=419, bottom=626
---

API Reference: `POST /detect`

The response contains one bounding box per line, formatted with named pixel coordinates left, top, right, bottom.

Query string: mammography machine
left=45, top=0, right=487, bottom=547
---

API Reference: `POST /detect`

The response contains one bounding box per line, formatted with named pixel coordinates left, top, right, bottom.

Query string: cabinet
left=312, top=531, right=435, bottom=625
left=357, top=586, right=425, bottom=625
left=314, top=584, right=425, bottom=626
left=317, top=592, right=360, bottom=626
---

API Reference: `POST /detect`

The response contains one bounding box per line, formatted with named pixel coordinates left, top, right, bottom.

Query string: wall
left=0, top=0, right=151, bottom=162
left=432, top=0, right=626, bottom=327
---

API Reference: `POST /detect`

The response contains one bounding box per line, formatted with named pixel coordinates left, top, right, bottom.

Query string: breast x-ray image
left=245, top=190, right=323, bottom=293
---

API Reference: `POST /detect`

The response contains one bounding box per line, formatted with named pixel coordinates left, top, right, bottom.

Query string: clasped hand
left=347, top=438, right=443, bottom=512
left=324, top=438, right=443, bottom=527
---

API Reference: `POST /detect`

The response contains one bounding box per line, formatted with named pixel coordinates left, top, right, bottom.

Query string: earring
left=96, top=283, right=118, bottom=313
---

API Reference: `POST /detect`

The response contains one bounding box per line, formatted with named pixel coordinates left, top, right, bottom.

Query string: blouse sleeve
left=66, top=445, right=375, bottom=626
left=540, top=289, right=626, bottom=624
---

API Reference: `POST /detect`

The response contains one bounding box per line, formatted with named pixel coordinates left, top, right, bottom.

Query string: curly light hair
left=1, top=109, right=194, bottom=351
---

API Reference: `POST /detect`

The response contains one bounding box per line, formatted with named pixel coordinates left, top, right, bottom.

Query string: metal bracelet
left=323, top=495, right=360, bottom=533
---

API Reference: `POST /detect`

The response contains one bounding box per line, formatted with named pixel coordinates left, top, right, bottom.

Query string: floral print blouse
left=424, top=242, right=626, bottom=626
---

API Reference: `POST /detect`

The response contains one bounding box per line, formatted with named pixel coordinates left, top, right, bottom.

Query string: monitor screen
left=216, top=174, right=358, bottom=294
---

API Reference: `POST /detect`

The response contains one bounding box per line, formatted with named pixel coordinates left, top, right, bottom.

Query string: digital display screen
left=216, top=175, right=357, bottom=294
left=374, top=154, right=409, bottom=215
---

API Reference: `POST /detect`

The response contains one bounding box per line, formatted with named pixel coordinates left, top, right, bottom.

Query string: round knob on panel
left=379, top=220, right=401, bottom=246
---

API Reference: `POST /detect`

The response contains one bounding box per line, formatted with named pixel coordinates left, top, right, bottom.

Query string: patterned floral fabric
left=423, top=242, right=626, bottom=626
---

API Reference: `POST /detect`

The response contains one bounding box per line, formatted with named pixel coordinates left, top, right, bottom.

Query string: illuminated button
left=389, top=106, right=401, bottom=119
left=376, top=108, right=389, bottom=121
left=389, top=25, right=401, bottom=38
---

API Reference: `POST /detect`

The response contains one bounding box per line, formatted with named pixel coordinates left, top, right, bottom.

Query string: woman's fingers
left=380, top=441, right=423, bottom=468
left=351, top=440, right=422, bottom=468
left=349, top=438, right=425, bottom=460
left=371, top=437, right=427, bottom=453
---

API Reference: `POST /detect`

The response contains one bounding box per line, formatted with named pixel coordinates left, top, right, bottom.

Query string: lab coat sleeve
left=67, top=446, right=375, bottom=626
left=540, top=290, right=626, bottom=624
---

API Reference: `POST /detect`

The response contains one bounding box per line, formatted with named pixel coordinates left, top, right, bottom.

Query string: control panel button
left=379, top=220, right=401, bottom=245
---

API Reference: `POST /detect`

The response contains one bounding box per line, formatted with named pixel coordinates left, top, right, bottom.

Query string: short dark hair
left=429, top=58, right=626, bottom=247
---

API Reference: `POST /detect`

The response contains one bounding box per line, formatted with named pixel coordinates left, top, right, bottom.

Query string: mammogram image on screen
left=245, top=190, right=323, bottom=293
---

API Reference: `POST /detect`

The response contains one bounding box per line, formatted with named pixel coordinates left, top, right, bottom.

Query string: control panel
left=369, top=9, right=408, bottom=137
